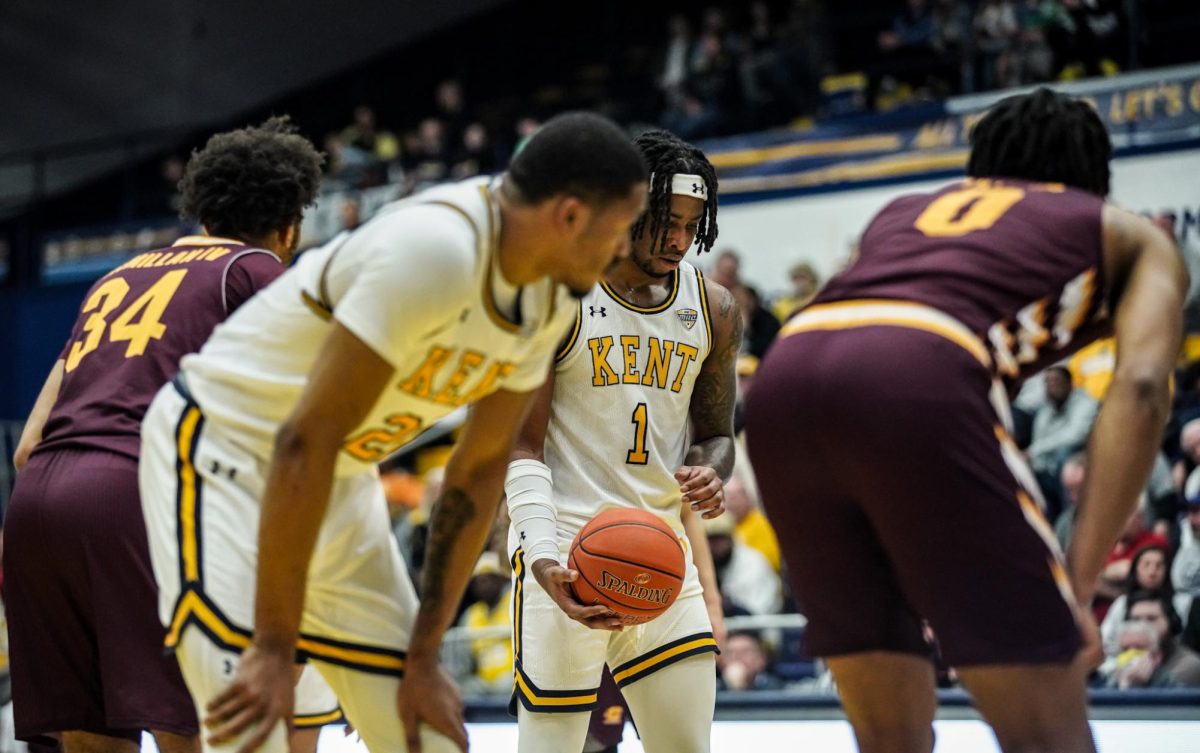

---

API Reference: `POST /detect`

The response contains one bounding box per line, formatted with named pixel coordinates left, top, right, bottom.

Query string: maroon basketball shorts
left=745, top=311, right=1081, bottom=667
left=3, top=448, right=198, bottom=742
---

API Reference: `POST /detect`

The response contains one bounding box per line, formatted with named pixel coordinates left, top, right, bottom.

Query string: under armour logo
left=590, top=306, right=607, bottom=317
left=692, top=183, right=702, bottom=194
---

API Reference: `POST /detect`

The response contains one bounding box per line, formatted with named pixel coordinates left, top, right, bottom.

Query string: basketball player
left=505, top=129, right=739, bottom=753
left=136, top=112, right=648, bottom=753
left=746, top=88, right=1188, bottom=753
left=5, top=118, right=324, bottom=753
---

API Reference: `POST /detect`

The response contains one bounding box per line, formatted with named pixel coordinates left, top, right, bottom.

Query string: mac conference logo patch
left=676, top=308, right=698, bottom=329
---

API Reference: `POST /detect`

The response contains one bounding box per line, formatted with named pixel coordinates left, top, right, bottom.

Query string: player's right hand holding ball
left=530, top=559, right=625, bottom=631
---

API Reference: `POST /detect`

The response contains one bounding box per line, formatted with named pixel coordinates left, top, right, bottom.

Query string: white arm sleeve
left=506, top=458, right=561, bottom=565
left=330, top=205, right=477, bottom=368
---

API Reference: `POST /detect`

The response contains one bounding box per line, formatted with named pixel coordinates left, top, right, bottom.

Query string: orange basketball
left=567, top=508, right=686, bottom=625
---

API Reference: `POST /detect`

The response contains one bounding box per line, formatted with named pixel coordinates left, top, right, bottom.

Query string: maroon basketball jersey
left=813, top=178, right=1108, bottom=384
left=35, top=236, right=285, bottom=460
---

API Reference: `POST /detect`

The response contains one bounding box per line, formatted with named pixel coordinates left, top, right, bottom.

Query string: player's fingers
left=701, top=503, right=726, bottom=520
left=689, top=491, right=723, bottom=513
left=204, top=689, right=253, bottom=730
left=232, top=717, right=278, bottom=753
left=401, top=707, right=422, bottom=753
left=205, top=683, right=245, bottom=716
left=208, top=703, right=264, bottom=747
left=548, top=566, right=578, bottom=584
left=674, top=466, right=695, bottom=483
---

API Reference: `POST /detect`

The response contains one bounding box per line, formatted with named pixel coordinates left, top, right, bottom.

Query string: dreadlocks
left=968, top=87, right=1112, bottom=197
left=631, top=129, right=719, bottom=254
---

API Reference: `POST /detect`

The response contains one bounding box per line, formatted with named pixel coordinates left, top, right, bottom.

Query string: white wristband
left=505, top=459, right=561, bottom=565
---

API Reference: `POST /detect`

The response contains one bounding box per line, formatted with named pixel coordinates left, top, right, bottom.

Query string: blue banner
left=704, top=64, right=1200, bottom=200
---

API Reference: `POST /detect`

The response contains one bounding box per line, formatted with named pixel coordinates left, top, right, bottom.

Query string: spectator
left=718, top=631, right=785, bottom=691
left=1173, top=492, right=1200, bottom=597
left=771, top=261, right=821, bottom=322
left=708, top=249, right=742, bottom=289
left=974, top=0, right=1020, bottom=90
left=1055, top=451, right=1087, bottom=551
left=705, top=512, right=783, bottom=615
left=1046, top=0, right=1126, bottom=80
left=339, top=105, right=399, bottom=163
left=1107, top=591, right=1200, bottom=688
left=1100, top=543, right=1190, bottom=656
left=434, top=79, right=469, bottom=148
left=725, top=472, right=781, bottom=572
left=1012, top=0, right=1060, bottom=83
left=403, top=117, right=450, bottom=190
left=1027, top=364, right=1097, bottom=518
left=458, top=552, right=513, bottom=691
left=1173, top=418, right=1200, bottom=491
left=733, top=284, right=782, bottom=360
left=1094, top=503, right=1169, bottom=621
left=876, top=0, right=958, bottom=101
left=664, top=21, right=742, bottom=138
left=337, top=194, right=363, bottom=233
left=449, top=123, right=495, bottom=180
left=660, top=14, right=694, bottom=98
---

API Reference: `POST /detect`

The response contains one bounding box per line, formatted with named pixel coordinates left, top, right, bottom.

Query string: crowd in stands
left=292, top=1, right=1153, bottom=215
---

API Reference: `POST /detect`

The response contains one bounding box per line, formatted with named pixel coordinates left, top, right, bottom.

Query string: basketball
left=567, top=508, right=686, bottom=625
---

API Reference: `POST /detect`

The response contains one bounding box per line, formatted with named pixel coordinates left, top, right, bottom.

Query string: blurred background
left=2, top=0, right=1200, bottom=748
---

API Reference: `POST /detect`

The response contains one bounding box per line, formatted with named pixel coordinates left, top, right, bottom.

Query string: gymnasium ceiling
left=0, top=0, right=504, bottom=211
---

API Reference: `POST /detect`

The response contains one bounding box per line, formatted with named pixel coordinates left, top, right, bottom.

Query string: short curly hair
left=179, top=115, right=324, bottom=239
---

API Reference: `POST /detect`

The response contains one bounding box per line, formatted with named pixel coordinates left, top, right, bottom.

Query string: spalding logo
left=635, top=573, right=651, bottom=585
left=597, top=570, right=673, bottom=605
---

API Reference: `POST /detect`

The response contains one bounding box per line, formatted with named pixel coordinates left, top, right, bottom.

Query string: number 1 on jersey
left=626, top=402, right=649, bottom=465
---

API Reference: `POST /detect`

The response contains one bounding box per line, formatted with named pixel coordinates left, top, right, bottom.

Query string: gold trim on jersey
left=300, top=290, right=332, bottom=321
left=477, top=184, right=528, bottom=335
left=293, top=708, right=345, bottom=729
left=610, top=632, right=719, bottom=687
left=599, top=268, right=680, bottom=314
left=556, top=302, right=583, bottom=363
left=695, top=266, right=713, bottom=346
left=164, top=392, right=407, bottom=676
left=509, top=548, right=601, bottom=713
left=172, top=235, right=243, bottom=247
left=781, top=299, right=992, bottom=369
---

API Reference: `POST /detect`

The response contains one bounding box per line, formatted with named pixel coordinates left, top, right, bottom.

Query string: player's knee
left=851, top=717, right=934, bottom=753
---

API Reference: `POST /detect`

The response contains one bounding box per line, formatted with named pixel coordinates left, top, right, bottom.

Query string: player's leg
left=619, top=654, right=715, bottom=753
left=173, top=630, right=288, bottom=753
left=516, top=708, right=592, bottom=753
left=509, top=542, right=609, bottom=753
left=845, top=367, right=1091, bottom=751
left=745, top=329, right=940, bottom=752
left=825, top=653, right=937, bottom=753
left=59, top=733, right=139, bottom=753
left=6, top=445, right=198, bottom=750
left=608, top=594, right=717, bottom=753
left=139, top=388, right=285, bottom=753
left=955, top=657, right=1095, bottom=753
left=287, top=728, right=321, bottom=753
left=307, top=661, right=460, bottom=753
left=150, top=730, right=201, bottom=753
left=289, top=663, right=342, bottom=752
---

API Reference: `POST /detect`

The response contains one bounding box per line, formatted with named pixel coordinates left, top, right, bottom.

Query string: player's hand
left=530, top=559, right=624, bottom=631
left=396, top=655, right=468, bottom=753
left=204, top=643, right=294, bottom=752
left=676, top=466, right=724, bottom=519
left=1073, top=603, right=1104, bottom=671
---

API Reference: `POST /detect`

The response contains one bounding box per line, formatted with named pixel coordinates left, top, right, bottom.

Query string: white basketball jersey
left=546, top=261, right=713, bottom=539
left=181, top=177, right=576, bottom=476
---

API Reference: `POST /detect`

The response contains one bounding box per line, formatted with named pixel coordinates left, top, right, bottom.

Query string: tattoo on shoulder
left=691, top=287, right=740, bottom=438
left=419, top=487, right=477, bottom=609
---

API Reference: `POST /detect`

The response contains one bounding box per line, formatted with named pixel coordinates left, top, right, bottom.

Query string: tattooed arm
left=398, top=386, right=538, bottom=748
left=677, top=281, right=742, bottom=517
